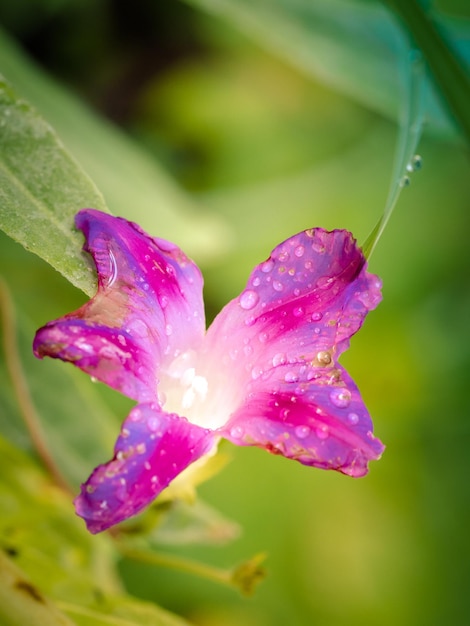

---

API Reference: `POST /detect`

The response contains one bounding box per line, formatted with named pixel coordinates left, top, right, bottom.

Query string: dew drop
left=245, top=315, right=256, bottom=327
left=284, top=371, right=299, bottom=383
left=347, top=412, right=359, bottom=425
left=240, top=289, right=259, bottom=310
left=251, top=366, right=263, bottom=380
left=258, top=331, right=268, bottom=343
left=278, top=251, right=289, bottom=262
left=294, top=245, right=305, bottom=258
left=295, top=425, right=310, bottom=439
left=130, top=408, right=142, bottom=422
left=412, top=154, right=423, bottom=170
left=330, top=388, right=351, bottom=408
left=261, top=259, right=274, bottom=273
left=159, top=295, right=169, bottom=309
left=273, top=280, right=284, bottom=292
left=147, top=417, right=159, bottom=432
left=316, top=426, right=329, bottom=440
left=244, top=344, right=253, bottom=356
left=293, top=306, right=304, bottom=318
left=317, top=350, right=332, bottom=365
left=272, top=352, right=287, bottom=367
left=230, top=425, right=244, bottom=439
left=252, top=276, right=261, bottom=287
left=311, top=312, right=322, bottom=322
left=400, top=175, right=411, bottom=187
left=280, top=408, right=290, bottom=419
left=165, top=324, right=173, bottom=336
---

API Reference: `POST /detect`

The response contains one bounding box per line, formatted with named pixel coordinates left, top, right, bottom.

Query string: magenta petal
left=75, top=403, right=215, bottom=533
left=206, top=229, right=381, bottom=367
left=206, top=228, right=383, bottom=475
left=33, top=210, right=205, bottom=402
left=220, top=365, right=384, bottom=477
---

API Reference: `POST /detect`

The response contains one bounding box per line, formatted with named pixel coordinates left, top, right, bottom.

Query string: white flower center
left=160, top=350, right=228, bottom=430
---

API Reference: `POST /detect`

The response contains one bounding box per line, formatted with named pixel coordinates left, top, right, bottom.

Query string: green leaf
left=384, top=0, right=470, bottom=147
left=0, top=75, right=105, bottom=295
left=184, top=0, right=469, bottom=136
left=0, top=26, right=231, bottom=289
left=0, top=550, right=76, bottom=626
left=0, top=435, right=193, bottom=626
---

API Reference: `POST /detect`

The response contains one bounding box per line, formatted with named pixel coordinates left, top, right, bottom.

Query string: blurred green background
left=0, top=1, right=469, bottom=625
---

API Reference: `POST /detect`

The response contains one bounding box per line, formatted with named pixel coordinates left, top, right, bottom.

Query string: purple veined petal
left=33, top=210, right=205, bottom=402
left=75, top=402, right=216, bottom=533
left=219, top=364, right=384, bottom=477
left=203, top=228, right=383, bottom=474
left=205, top=228, right=381, bottom=371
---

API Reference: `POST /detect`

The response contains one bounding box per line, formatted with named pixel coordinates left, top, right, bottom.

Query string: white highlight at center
left=181, top=367, right=209, bottom=409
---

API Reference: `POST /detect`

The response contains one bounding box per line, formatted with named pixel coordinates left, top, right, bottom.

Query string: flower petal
left=220, top=364, right=384, bottom=477
left=204, top=228, right=383, bottom=474
left=33, top=209, right=205, bottom=402
left=75, top=402, right=215, bottom=533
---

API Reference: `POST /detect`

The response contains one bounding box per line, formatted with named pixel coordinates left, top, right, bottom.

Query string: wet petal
left=205, top=228, right=383, bottom=474
left=34, top=210, right=205, bottom=402
left=75, top=403, right=215, bottom=533
left=220, top=364, right=384, bottom=477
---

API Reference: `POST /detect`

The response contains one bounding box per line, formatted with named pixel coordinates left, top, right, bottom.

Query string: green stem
left=362, top=47, right=425, bottom=259
left=383, top=0, right=470, bottom=145
left=116, top=543, right=266, bottom=596
left=117, top=544, right=233, bottom=588
left=0, top=278, right=71, bottom=493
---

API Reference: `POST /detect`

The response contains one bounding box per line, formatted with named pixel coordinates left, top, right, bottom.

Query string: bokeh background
left=0, top=1, right=469, bottom=625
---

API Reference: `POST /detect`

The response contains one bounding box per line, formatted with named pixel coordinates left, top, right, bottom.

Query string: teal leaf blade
left=183, top=0, right=469, bottom=138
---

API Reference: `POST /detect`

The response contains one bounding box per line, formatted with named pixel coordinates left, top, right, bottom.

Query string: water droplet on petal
left=272, top=352, right=286, bottom=367
left=230, top=425, right=244, bottom=439
left=284, top=371, right=299, bottom=383
left=251, top=366, right=263, bottom=380
left=273, top=280, right=284, bottom=292
left=258, top=331, right=268, bottom=343
left=294, top=245, right=305, bottom=258
left=165, top=324, right=173, bottom=336
left=347, top=412, right=359, bottom=425
left=400, top=175, right=411, bottom=187
left=317, top=350, right=332, bottom=365
left=244, top=344, right=253, bottom=356
left=240, top=289, right=259, bottom=310
left=278, top=251, right=289, bottom=262
left=295, top=425, right=310, bottom=439
left=316, top=426, right=329, bottom=440
left=261, top=259, right=274, bottom=273
left=311, top=312, right=322, bottom=321
left=245, top=315, right=256, bottom=327
left=330, top=388, right=351, bottom=408
left=252, top=276, right=261, bottom=287
left=159, top=295, right=169, bottom=309
left=293, top=306, right=304, bottom=317
left=147, top=417, right=159, bottom=432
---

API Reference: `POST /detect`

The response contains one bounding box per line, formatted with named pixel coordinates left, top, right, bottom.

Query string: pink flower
left=34, top=210, right=384, bottom=533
